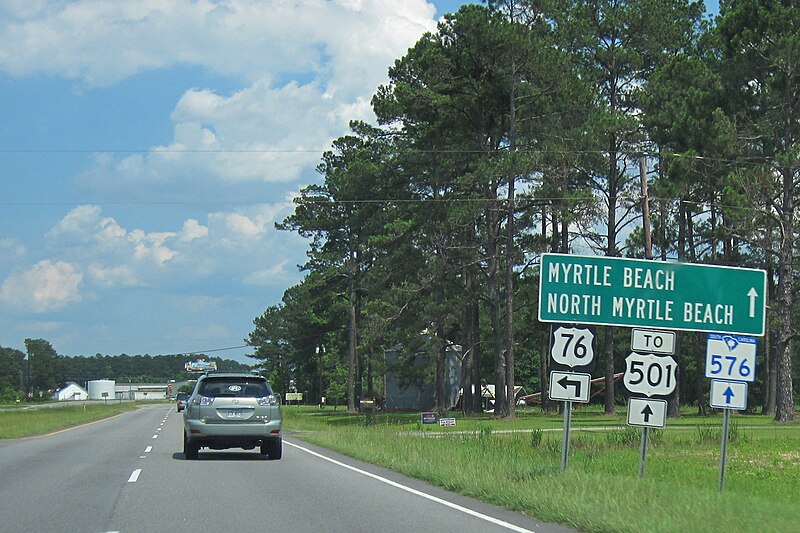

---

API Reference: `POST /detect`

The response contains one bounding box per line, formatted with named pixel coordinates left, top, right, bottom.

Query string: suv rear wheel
left=184, top=432, right=199, bottom=460
left=261, top=438, right=282, bottom=460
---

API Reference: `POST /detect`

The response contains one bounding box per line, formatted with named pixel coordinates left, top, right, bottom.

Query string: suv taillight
left=192, top=395, right=215, bottom=406
left=257, top=395, right=280, bottom=406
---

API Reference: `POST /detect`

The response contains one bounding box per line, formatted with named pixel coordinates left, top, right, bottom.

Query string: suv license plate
left=227, top=409, right=243, bottom=418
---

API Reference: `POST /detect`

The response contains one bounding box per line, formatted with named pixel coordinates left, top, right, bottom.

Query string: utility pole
left=640, top=156, right=652, bottom=259
left=25, top=349, right=32, bottom=400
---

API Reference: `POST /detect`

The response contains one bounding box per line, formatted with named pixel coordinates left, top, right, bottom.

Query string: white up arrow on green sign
left=538, top=254, right=767, bottom=336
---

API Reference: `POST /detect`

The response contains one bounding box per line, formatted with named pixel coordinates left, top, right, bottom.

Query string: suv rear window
left=198, top=377, right=272, bottom=398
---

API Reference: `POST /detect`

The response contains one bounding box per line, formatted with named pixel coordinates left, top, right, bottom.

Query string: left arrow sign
left=549, top=371, right=591, bottom=403
left=558, top=375, right=583, bottom=398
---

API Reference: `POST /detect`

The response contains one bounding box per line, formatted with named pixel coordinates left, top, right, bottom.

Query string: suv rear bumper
left=185, top=419, right=281, bottom=447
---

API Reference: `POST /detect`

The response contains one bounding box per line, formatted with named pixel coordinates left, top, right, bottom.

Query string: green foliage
left=286, top=407, right=800, bottom=532
left=0, top=341, right=251, bottom=401
left=529, top=427, right=543, bottom=448
left=696, top=420, right=749, bottom=445
left=251, top=0, right=800, bottom=422
left=606, top=425, right=642, bottom=447
left=0, top=403, right=137, bottom=439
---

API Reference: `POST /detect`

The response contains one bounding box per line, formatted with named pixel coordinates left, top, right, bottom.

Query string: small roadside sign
left=439, top=417, right=456, bottom=427
left=550, top=324, right=595, bottom=371
left=710, top=380, right=748, bottom=410
left=705, top=334, right=757, bottom=382
left=627, top=397, right=667, bottom=429
left=548, top=371, right=591, bottom=403
left=623, top=352, right=678, bottom=398
left=421, top=412, right=437, bottom=425
left=631, top=328, right=676, bottom=355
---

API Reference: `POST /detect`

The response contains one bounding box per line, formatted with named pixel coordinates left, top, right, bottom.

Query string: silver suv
left=183, top=372, right=282, bottom=460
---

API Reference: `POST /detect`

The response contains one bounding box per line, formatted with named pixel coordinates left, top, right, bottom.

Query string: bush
left=530, top=428, right=543, bottom=448
left=0, top=387, right=24, bottom=404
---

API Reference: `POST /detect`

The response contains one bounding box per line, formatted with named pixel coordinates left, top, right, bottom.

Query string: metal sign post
left=561, top=400, right=572, bottom=472
left=625, top=328, right=676, bottom=480
left=638, top=427, right=649, bottom=479
left=548, top=324, right=594, bottom=474
left=719, top=409, right=731, bottom=491
left=707, top=334, right=755, bottom=492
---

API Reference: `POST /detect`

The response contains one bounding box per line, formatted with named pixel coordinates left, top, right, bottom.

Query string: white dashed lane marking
left=127, top=469, right=141, bottom=483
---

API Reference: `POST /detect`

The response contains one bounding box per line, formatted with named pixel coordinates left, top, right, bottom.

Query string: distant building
left=52, top=382, right=89, bottom=401
left=115, top=383, right=168, bottom=400
left=384, top=342, right=462, bottom=411
left=472, top=383, right=528, bottom=412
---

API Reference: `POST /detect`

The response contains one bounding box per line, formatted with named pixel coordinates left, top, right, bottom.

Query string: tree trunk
left=762, top=265, right=775, bottom=415
left=504, top=48, right=518, bottom=419
left=472, top=293, right=482, bottom=412
left=347, top=275, right=357, bottom=411
left=603, top=133, right=618, bottom=416
left=694, top=332, right=707, bottom=416
left=487, top=195, right=507, bottom=416
left=774, top=166, right=795, bottom=422
left=461, top=267, right=476, bottom=415
left=436, top=324, right=447, bottom=415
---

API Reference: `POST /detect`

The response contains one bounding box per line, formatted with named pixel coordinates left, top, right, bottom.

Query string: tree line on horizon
left=0, top=339, right=250, bottom=402
left=246, top=0, right=800, bottom=421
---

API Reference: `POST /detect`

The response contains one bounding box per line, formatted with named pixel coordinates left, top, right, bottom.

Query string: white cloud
left=129, top=229, right=178, bottom=266
left=40, top=201, right=300, bottom=293
left=179, top=219, right=208, bottom=242
left=243, top=259, right=293, bottom=286
left=0, top=260, right=83, bottom=312
left=0, top=0, right=437, bottom=88
left=88, top=263, right=139, bottom=288
left=7, top=1, right=438, bottom=190
left=0, top=238, right=26, bottom=260
left=208, top=202, right=291, bottom=243
left=0, top=0, right=443, bottom=357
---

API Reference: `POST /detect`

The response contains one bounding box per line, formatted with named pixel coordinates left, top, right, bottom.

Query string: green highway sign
left=538, top=253, right=767, bottom=336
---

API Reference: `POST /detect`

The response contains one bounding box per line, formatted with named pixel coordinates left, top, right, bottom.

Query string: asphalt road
left=0, top=405, right=575, bottom=533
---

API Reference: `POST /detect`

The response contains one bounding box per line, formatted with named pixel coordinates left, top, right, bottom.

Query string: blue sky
left=0, top=0, right=719, bottom=365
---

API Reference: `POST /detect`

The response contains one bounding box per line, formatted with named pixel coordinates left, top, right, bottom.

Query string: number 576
left=709, top=354, right=751, bottom=378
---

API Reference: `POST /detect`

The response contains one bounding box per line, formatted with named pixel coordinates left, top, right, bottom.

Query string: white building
left=115, top=383, right=168, bottom=400
left=52, top=382, right=89, bottom=401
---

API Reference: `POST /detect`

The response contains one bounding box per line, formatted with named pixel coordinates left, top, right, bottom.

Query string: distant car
left=176, top=392, right=188, bottom=412
left=182, top=372, right=282, bottom=460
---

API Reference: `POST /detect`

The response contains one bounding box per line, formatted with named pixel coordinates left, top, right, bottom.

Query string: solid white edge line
left=127, top=469, right=141, bottom=483
left=285, top=440, right=537, bottom=533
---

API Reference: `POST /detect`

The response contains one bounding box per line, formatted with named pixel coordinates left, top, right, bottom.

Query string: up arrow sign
left=710, top=380, right=748, bottom=410
left=722, top=386, right=735, bottom=404
left=748, top=287, right=759, bottom=318
left=627, top=398, right=667, bottom=428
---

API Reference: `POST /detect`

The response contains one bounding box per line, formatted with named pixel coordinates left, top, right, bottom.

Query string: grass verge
left=0, top=402, right=138, bottom=439
left=285, top=406, right=800, bottom=533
